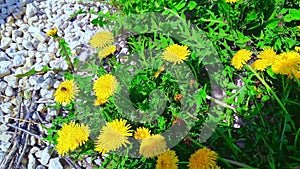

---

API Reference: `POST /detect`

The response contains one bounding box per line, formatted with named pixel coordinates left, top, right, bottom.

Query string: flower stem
left=58, top=38, right=74, bottom=71
left=246, top=65, right=296, bottom=151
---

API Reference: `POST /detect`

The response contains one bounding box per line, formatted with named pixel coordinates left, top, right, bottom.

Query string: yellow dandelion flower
left=94, top=97, right=109, bottom=106
left=231, top=49, right=253, bottom=70
left=134, top=127, right=151, bottom=139
left=139, top=134, right=167, bottom=158
left=90, top=31, right=114, bottom=48
left=162, top=44, right=190, bottom=65
left=93, top=74, right=118, bottom=100
left=295, top=46, right=300, bottom=53
left=252, top=47, right=277, bottom=71
left=225, top=0, right=238, bottom=3
left=272, top=51, right=300, bottom=76
left=46, top=28, right=58, bottom=36
left=252, top=59, right=270, bottom=71
left=297, top=26, right=300, bottom=30
left=98, top=45, right=117, bottom=59
left=54, top=79, right=79, bottom=104
left=95, top=119, right=132, bottom=153
left=257, top=47, right=277, bottom=63
left=188, top=148, right=218, bottom=169
left=56, top=122, right=90, bottom=156
left=156, top=150, right=179, bottom=169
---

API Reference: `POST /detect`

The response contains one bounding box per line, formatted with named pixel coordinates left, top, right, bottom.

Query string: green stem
left=219, top=158, right=254, bottom=168
left=58, top=39, right=74, bottom=71
left=246, top=65, right=296, bottom=151
left=246, top=65, right=290, bottom=116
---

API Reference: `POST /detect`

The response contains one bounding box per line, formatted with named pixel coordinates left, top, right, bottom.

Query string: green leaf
left=245, top=11, right=258, bottom=23
left=284, top=9, right=300, bottom=22
left=188, top=1, right=197, bottom=10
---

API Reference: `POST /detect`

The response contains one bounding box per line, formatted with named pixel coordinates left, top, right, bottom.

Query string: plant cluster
left=16, top=0, right=300, bottom=168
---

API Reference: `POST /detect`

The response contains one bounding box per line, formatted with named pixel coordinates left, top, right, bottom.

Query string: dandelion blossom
left=90, top=31, right=114, bottom=48
left=297, top=26, right=300, bottom=30
left=139, top=134, right=167, bottom=158
left=46, top=28, right=58, bottom=37
left=134, top=127, right=151, bottom=139
left=252, top=47, right=277, bottom=71
left=56, top=122, right=90, bottom=156
left=188, top=147, right=218, bottom=169
left=94, top=97, right=109, bottom=106
left=257, top=47, right=277, bottom=63
left=231, top=49, right=252, bottom=70
left=225, top=0, right=238, bottom=3
left=54, top=79, right=79, bottom=104
left=95, top=119, right=132, bottom=153
left=98, top=45, right=116, bottom=59
left=162, top=44, right=190, bottom=64
left=252, top=59, right=270, bottom=71
left=156, top=150, right=179, bottom=169
left=93, top=74, right=118, bottom=100
left=272, top=51, right=300, bottom=76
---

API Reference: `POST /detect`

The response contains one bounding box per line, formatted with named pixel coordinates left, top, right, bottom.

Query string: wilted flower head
left=90, top=31, right=114, bottom=49
left=139, top=134, right=167, bottom=158
left=95, top=119, right=132, bottom=153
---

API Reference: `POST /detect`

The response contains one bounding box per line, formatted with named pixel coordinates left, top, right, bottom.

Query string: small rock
left=12, top=30, right=23, bottom=42
left=0, top=68, right=10, bottom=77
left=28, top=15, right=38, bottom=25
left=30, top=147, right=40, bottom=154
left=15, top=37, right=23, bottom=44
left=0, top=37, right=12, bottom=50
left=32, top=33, right=47, bottom=43
left=6, top=0, right=17, bottom=6
left=4, top=75, right=18, bottom=88
left=33, top=64, right=45, bottom=72
left=29, top=136, right=36, bottom=146
left=0, top=61, right=13, bottom=69
left=0, top=81, right=7, bottom=93
left=40, top=89, right=54, bottom=99
left=37, top=104, right=45, bottom=112
left=7, top=5, right=17, bottom=14
left=5, top=86, right=15, bottom=97
left=12, top=12, right=22, bottom=19
left=0, top=142, right=11, bottom=152
left=13, top=54, right=26, bottom=67
left=6, top=16, right=14, bottom=24
left=37, top=43, right=47, bottom=52
left=49, top=58, right=69, bottom=70
left=27, top=153, right=36, bottom=169
left=0, top=132, right=11, bottom=143
left=22, top=40, right=34, bottom=50
left=26, top=3, right=38, bottom=18
left=49, top=158, right=63, bottom=169
left=38, top=147, right=51, bottom=165
left=36, top=165, right=46, bottom=169
left=0, top=102, right=12, bottom=114
left=0, top=52, right=9, bottom=61
left=41, top=78, right=53, bottom=89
